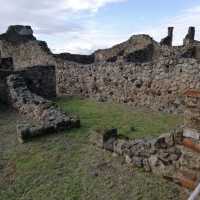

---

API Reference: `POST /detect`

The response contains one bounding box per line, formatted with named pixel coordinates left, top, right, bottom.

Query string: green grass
left=56, top=97, right=182, bottom=139
left=0, top=97, right=183, bottom=200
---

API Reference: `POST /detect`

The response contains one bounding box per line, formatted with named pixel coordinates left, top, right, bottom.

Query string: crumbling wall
left=19, top=65, right=56, bottom=99
left=94, top=34, right=161, bottom=63
left=55, top=53, right=94, bottom=64
left=2, top=25, right=200, bottom=113
left=57, top=56, right=200, bottom=113
left=0, top=54, right=14, bottom=103
left=0, top=70, right=12, bottom=103
left=6, top=73, right=80, bottom=143
left=0, top=63, right=56, bottom=104
left=0, top=40, right=55, bottom=70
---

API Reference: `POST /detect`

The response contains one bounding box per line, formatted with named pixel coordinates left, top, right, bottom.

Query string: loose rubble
left=90, top=127, right=200, bottom=190
left=6, top=73, right=80, bottom=143
left=0, top=53, right=80, bottom=143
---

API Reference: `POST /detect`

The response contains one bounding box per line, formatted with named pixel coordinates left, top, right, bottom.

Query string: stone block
left=90, top=129, right=118, bottom=151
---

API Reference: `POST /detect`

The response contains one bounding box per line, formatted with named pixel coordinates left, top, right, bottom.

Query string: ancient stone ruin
left=2, top=25, right=200, bottom=197
left=184, top=27, right=195, bottom=46
left=0, top=53, right=80, bottom=143
left=88, top=89, right=200, bottom=196
left=160, top=27, right=174, bottom=46
left=2, top=26, right=200, bottom=114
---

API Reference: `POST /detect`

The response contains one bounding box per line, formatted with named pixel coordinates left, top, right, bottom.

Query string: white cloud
left=53, top=3, right=200, bottom=54
left=62, top=0, right=125, bottom=12
left=49, top=29, right=128, bottom=54
left=0, top=0, right=200, bottom=54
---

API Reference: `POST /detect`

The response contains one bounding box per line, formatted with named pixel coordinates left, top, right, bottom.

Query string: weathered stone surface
left=184, top=90, right=200, bottom=136
left=90, top=125, right=200, bottom=192
left=2, top=25, right=200, bottom=114
left=0, top=57, right=13, bottom=70
left=183, top=27, right=195, bottom=46
left=90, top=129, right=118, bottom=151
left=0, top=56, right=14, bottom=103
left=160, top=27, right=174, bottom=46
left=94, top=34, right=160, bottom=63
left=55, top=53, right=94, bottom=64
left=91, top=128, right=183, bottom=175
left=7, top=73, right=80, bottom=143
left=0, top=25, right=36, bottom=43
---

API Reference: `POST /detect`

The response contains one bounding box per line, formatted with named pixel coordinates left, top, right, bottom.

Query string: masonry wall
left=1, top=28, right=200, bottom=113
left=19, top=65, right=57, bottom=99
left=57, top=57, right=200, bottom=113
left=0, top=70, right=12, bottom=103
left=0, top=65, right=56, bottom=104
left=0, top=40, right=55, bottom=70
left=2, top=40, right=200, bottom=113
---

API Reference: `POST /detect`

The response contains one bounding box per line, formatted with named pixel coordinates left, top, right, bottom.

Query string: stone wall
left=57, top=56, right=200, bottom=113
left=0, top=70, right=12, bottom=103
left=0, top=54, right=14, bottom=103
left=19, top=65, right=56, bottom=99
left=0, top=55, right=80, bottom=142
left=0, top=40, right=55, bottom=70
left=55, top=53, right=94, bottom=64
left=2, top=25, right=200, bottom=113
left=90, top=127, right=200, bottom=191
left=6, top=73, right=80, bottom=143
left=94, top=34, right=160, bottom=63
left=0, top=57, right=56, bottom=103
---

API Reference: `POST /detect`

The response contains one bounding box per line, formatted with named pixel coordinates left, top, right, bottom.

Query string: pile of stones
left=7, top=73, right=80, bottom=143
left=90, top=128, right=183, bottom=177
left=90, top=91, right=200, bottom=193
left=90, top=128, right=200, bottom=191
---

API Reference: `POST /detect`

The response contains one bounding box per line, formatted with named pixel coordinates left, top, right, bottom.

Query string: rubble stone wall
left=2, top=25, right=200, bottom=113
left=0, top=40, right=54, bottom=70
left=2, top=39, right=200, bottom=113
left=57, top=57, right=200, bottom=113
left=0, top=70, right=12, bottom=103
left=6, top=73, right=80, bottom=143
left=0, top=64, right=56, bottom=104
left=19, top=65, right=56, bottom=99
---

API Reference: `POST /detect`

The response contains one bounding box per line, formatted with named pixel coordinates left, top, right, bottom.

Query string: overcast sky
left=1, top=0, right=200, bottom=54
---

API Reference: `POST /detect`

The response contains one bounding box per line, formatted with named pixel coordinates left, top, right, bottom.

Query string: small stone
left=90, top=128, right=118, bottom=151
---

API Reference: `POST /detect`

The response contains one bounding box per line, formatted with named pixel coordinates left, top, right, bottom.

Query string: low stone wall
left=91, top=128, right=200, bottom=190
left=7, top=74, right=80, bottom=143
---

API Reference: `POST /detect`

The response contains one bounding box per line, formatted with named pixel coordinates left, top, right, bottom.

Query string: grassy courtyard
left=0, top=97, right=183, bottom=200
